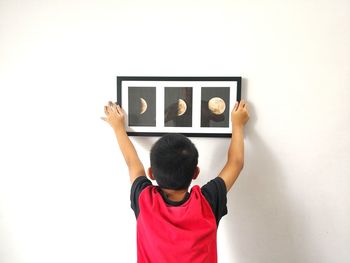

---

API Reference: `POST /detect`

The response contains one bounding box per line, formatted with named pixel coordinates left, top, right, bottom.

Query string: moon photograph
left=164, top=87, right=192, bottom=127
left=128, top=86, right=156, bottom=126
left=201, top=87, right=230, bottom=127
left=208, top=97, right=226, bottom=115
left=177, top=99, right=187, bottom=116
left=140, top=97, right=148, bottom=114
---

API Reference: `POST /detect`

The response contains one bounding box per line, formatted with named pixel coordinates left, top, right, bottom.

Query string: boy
left=102, top=100, right=249, bottom=262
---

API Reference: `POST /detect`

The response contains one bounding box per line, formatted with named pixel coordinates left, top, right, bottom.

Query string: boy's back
left=131, top=176, right=227, bottom=262
left=102, top=101, right=249, bottom=262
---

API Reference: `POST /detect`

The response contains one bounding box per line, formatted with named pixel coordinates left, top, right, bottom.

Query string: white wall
left=1, top=0, right=349, bottom=262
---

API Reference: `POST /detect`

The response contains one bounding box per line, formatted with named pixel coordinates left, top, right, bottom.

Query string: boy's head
left=150, top=133, right=199, bottom=190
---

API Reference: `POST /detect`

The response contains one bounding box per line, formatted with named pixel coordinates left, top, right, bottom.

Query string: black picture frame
left=117, top=76, right=241, bottom=137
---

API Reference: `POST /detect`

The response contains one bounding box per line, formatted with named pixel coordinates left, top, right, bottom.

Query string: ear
left=192, top=166, right=200, bottom=180
left=148, top=167, right=155, bottom=180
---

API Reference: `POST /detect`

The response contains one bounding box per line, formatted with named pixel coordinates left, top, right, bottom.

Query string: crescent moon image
left=140, top=97, right=148, bottom=114
left=208, top=97, right=226, bottom=115
left=177, top=99, right=187, bottom=116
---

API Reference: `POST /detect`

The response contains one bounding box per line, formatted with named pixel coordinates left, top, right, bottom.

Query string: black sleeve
left=201, top=177, right=228, bottom=226
left=130, top=176, right=152, bottom=218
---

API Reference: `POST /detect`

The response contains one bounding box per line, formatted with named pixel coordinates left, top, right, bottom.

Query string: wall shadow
left=131, top=136, right=156, bottom=152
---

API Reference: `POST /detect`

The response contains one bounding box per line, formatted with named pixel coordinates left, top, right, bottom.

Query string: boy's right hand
left=232, top=100, right=249, bottom=128
left=101, top=101, right=126, bottom=131
left=218, top=100, right=249, bottom=192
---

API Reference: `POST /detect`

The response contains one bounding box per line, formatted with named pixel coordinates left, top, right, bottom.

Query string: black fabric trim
left=156, top=188, right=190, bottom=206
left=130, top=176, right=152, bottom=218
left=201, top=177, right=228, bottom=226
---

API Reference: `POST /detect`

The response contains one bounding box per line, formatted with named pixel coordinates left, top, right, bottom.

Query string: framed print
left=116, top=76, right=241, bottom=137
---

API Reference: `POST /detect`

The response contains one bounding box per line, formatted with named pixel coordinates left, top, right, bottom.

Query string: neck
left=161, top=188, right=188, bottom=202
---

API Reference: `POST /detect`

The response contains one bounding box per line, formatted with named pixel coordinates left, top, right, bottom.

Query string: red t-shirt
left=131, top=177, right=227, bottom=263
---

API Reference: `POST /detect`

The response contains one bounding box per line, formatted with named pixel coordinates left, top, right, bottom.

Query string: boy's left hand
left=101, top=101, right=125, bottom=131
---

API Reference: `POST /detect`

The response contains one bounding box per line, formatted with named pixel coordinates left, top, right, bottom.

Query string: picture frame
left=116, top=76, right=241, bottom=137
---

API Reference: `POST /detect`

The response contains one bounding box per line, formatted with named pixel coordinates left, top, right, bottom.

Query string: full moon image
left=208, top=97, right=226, bottom=115
left=140, top=97, right=148, bottom=114
left=177, top=99, right=187, bottom=116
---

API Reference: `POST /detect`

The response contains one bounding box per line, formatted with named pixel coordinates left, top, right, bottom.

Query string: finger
left=108, top=101, right=117, bottom=112
left=115, top=104, right=120, bottom=113
left=233, top=101, right=239, bottom=111
left=104, top=106, right=109, bottom=115
left=116, top=104, right=123, bottom=115
left=239, top=100, right=246, bottom=109
left=108, top=101, right=113, bottom=106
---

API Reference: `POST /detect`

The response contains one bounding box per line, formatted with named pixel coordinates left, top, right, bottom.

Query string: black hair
left=150, top=133, right=198, bottom=190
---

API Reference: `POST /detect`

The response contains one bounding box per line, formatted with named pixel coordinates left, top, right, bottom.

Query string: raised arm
left=218, top=100, right=249, bottom=192
left=102, top=101, right=146, bottom=183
